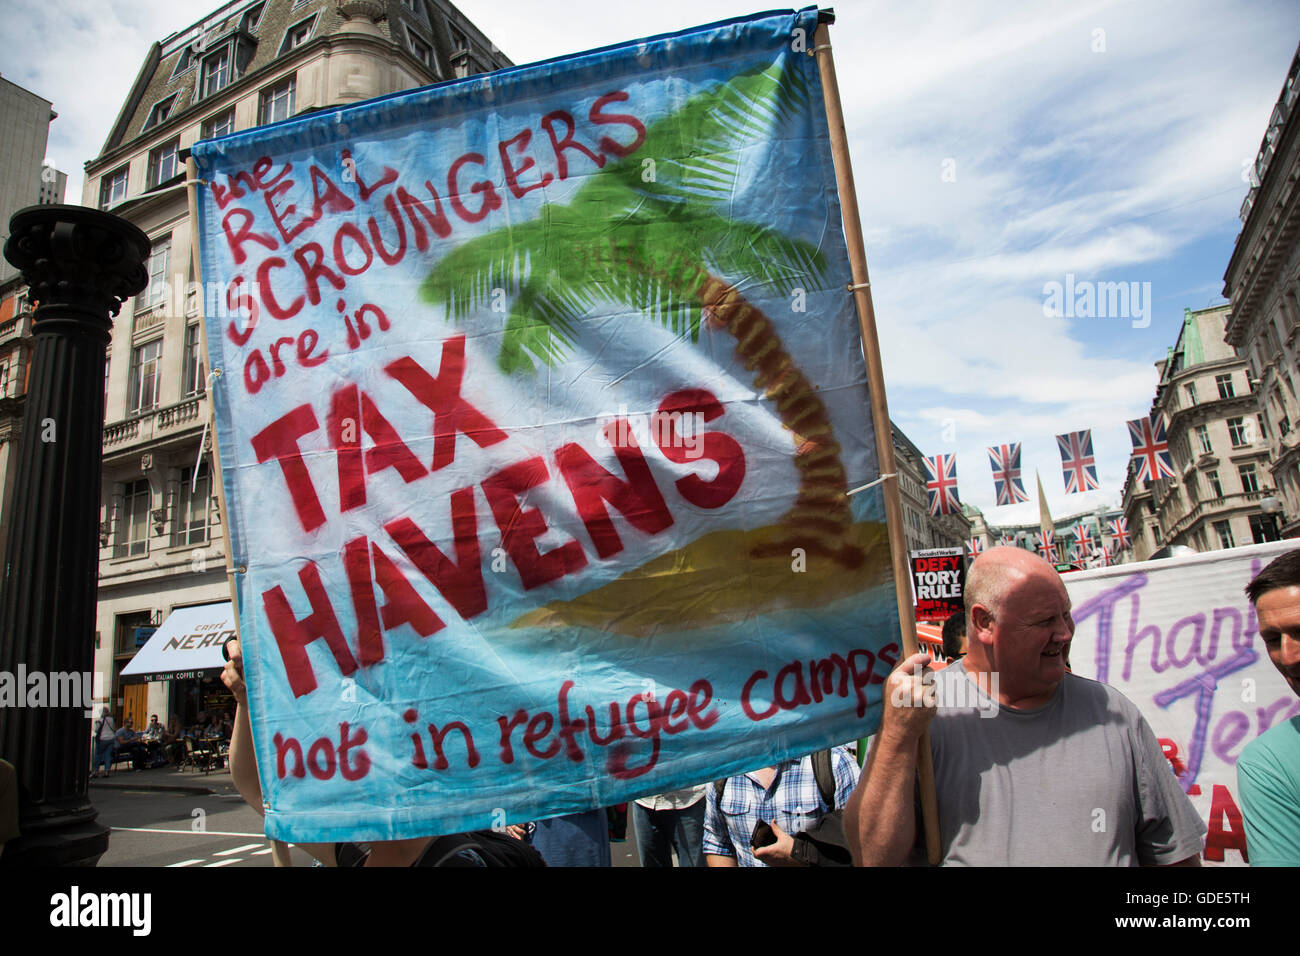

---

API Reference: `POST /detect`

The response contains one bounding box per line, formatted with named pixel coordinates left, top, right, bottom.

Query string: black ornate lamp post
left=0, top=205, right=148, bottom=866
left=1260, top=496, right=1285, bottom=542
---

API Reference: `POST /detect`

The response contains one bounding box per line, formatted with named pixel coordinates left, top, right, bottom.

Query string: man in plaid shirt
left=703, top=747, right=859, bottom=866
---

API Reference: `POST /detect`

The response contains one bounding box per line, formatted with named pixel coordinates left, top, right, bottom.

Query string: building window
left=1213, top=520, right=1235, bottom=549
left=99, top=166, right=128, bottom=209
left=202, top=47, right=231, bottom=97
left=202, top=107, right=236, bottom=140
left=1228, top=417, right=1249, bottom=447
left=1258, top=413, right=1270, bottom=441
left=241, top=2, right=264, bottom=33
left=259, top=77, right=295, bottom=125
left=172, top=462, right=210, bottom=546
left=136, top=238, right=171, bottom=312
left=147, top=138, right=179, bottom=189
left=1195, top=424, right=1211, bottom=455
left=0, top=360, right=8, bottom=399
left=1215, top=373, right=1235, bottom=399
left=128, top=339, right=162, bottom=415
left=408, top=30, right=434, bottom=69
left=103, top=356, right=110, bottom=421
left=143, top=95, right=177, bottom=131
left=171, top=47, right=196, bottom=79
left=115, top=480, right=151, bottom=558
left=1250, top=513, right=1280, bottom=544
left=1239, top=463, right=1260, bottom=494
left=1185, top=382, right=1198, bottom=405
left=450, top=26, right=469, bottom=51
left=183, top=324, right=206, bottom=396
left=1207, top=470, right=1223, bottom=497
left=279, top=16, right=317, bottom=54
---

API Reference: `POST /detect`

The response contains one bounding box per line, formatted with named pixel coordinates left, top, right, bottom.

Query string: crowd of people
left=206, top=546, right=1297, bottom=866
left=91, top=709, right=233, bottom=776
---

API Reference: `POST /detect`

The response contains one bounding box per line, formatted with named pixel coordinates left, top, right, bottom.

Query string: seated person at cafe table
left=141, top=715, right=168, bottom=768
left=113, top=718, right=148, bottom=771
left=164, top=715, right=185, bottom=765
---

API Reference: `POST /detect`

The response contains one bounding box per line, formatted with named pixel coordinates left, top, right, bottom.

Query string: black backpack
left=336, top=829, right=547, bottom=867
left=713, top=749, right=853, bottom=867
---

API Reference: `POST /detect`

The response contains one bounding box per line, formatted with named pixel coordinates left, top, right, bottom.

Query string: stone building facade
left=1121, top=305, right=1275, bottom=560
left=81, top=0, right=511, bottom=729
left=1223, top=42, right=1300, bottom=537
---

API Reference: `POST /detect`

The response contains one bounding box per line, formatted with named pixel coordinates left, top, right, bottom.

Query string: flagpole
left=185, top=156, right=292, bottom=866
left=813, top=17, right=941, bottom=865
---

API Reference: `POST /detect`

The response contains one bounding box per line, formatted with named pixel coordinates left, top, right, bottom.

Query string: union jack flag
left=1072, top=522, right=1093, bottom=551
left=1057, top=430, right=1100, bottom=494
left=1037, top=529, right=1056, bottom=562
left=967, top=537, right=985, bottom=555
left=1127, top=414, right=1176, bottom=483
left=999, top=534, right=1016, bottom=547
left=924, top=453, right=961, bottom=516
left=1109, top=517, right=1131, bottom=550
left=1098, top=544, right=1114, bottom=567
left=988, top=443, right=1030, bottom=506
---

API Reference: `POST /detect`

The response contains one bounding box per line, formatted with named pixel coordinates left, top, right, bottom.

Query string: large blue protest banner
left=192, top=7, right=898, bottom=843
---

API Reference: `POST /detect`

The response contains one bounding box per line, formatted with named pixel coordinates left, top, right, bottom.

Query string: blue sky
left=4, top=0, right=1297, bottom=525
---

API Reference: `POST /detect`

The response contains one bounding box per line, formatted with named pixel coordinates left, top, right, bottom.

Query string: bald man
left=845, top=547, right=1205, bottom=866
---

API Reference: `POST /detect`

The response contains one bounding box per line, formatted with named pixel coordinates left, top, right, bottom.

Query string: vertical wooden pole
left=185, top=157, right=292, bottom=865
left=812, top=22, right=941, bottom=865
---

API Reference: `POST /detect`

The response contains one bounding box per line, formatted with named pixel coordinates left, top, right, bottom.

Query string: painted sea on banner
left=1065, top=541, right=1300, bottom=865
left=192, top=8, right=897, bottom=843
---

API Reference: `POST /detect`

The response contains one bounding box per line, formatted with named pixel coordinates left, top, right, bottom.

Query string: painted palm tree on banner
left=423, top=62, right=865, bottom=569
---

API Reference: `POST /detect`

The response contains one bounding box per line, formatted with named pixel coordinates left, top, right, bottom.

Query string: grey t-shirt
left=921, top=662, right=1206, bottom=866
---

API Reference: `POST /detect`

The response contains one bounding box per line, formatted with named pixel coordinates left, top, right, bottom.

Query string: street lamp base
left=0, top=802, right=110, bottom=867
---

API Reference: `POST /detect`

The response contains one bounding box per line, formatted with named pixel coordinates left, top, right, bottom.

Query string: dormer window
left=202, top=47, right=231, bottom=97
left=280, top=15, right=317, bottom=54
left=408, top=30, right=433, bottom=70
left=170, top=47, right=196, bottom=79
left=241, top=3, right=264, bottom=34
left=143, top=95, right=178, bottom=131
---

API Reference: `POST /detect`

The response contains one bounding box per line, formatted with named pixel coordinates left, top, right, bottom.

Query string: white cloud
left=4, top=0, right=1292, bottom=519
left=6, top=0, right=216, bottom=201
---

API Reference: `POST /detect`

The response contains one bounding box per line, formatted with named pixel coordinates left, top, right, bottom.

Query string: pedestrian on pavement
left=92, top=708, right=116, bottom=777
left=633, top=784, right=709, bottom=866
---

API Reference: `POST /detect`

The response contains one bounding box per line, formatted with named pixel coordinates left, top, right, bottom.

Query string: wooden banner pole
left=812, top=21, right=941, bottom=865
left=185, top=156, right=292, bottom=866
